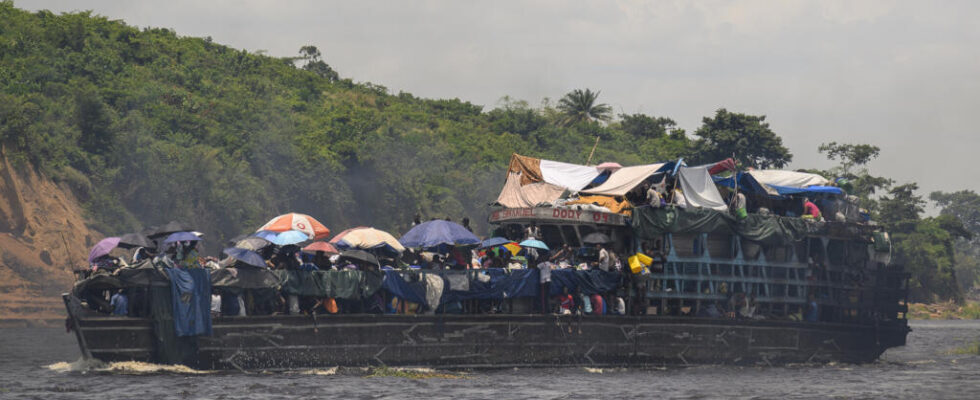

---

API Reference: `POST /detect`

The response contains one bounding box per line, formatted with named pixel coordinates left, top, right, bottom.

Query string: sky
left=19, top=0, right=980, bottom=212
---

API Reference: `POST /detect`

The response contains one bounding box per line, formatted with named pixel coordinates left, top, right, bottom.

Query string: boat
left=63, top=154, right=911, bottom=370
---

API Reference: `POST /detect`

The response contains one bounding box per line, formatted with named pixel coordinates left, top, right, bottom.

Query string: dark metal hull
left=66, top=299, right=909, bottom=370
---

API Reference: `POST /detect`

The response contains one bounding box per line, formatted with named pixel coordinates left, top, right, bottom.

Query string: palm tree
left=556, top=89, right=612, bottom=126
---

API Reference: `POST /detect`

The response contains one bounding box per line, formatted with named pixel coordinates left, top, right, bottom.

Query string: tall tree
left=818, top=142, right=892, bottom=204
left=556, top=89, right=612, bottom=126
left=618, top=113, right=683, bottom=139
left=298, top=45, right=339, bottom=82
left=693, top=109, right=792, bottom=168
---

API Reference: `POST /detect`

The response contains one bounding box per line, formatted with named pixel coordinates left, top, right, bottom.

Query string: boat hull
left=68, top=305, right=908, bottom=370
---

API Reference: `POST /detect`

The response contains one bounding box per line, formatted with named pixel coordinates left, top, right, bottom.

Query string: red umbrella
left=597, top=162, right=623, bottom=171
left=258, top=213, right=330, bottom=240
left=302, top=241, right=339, bottom=255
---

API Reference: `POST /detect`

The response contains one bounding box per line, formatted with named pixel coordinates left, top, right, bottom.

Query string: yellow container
left=629, top=253, right=653, bottom=274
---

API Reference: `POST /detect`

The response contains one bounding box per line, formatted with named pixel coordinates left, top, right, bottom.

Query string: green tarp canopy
left=275, top=269, right=384, bottom=299
left=631, top=206, right=819, bottom=246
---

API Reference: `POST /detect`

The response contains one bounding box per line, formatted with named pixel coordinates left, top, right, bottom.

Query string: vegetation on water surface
left=0, top=2, right=978, bottom=303
left=366, top=366, right=465, bottom=379
left=908, top=301, right=980, bottom=320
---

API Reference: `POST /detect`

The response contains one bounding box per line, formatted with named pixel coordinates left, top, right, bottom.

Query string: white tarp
left=582, top=163, right=665, bottom=196
left=749, top=170, right=829, bottom=188
left=677, top=166, right=728, bottom=211
left=540, top=160, right=600, bottom=192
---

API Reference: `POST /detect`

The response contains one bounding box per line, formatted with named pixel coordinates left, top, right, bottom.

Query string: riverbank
left=908, top=300, right=980, bottom=320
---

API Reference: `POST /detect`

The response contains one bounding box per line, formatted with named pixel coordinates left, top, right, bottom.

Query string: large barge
left=63, top=154, right=911, bottom=369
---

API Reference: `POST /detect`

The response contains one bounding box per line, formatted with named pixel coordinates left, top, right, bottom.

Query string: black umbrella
left=340, top=249, right=379, bottom=266
left=117, top=233, right=155, bottom=249
left=582, top=232, right=612, bottom=244
left=146, top=221, right=194, bottom=238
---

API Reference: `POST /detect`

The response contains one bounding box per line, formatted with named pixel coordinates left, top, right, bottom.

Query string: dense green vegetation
left=0, top=4, right=976, bottom=302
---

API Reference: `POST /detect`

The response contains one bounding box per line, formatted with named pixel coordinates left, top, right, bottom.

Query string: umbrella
left=597, top=162, right=623, bottom=171
left=501, top=243, right=522, bottom=255
left=147, top=221, right=194, bottom=238
left=117, top=233, right=155, bottom=249
left=519, top=239, right=549, bottom=251
left=88, top=237, right=121, bottom=262
left=399, top=220, right=481, bottom=248
left=479, top=237, right=511, bottom=249
left=222, top=247, right=266, bottom=268
left=302, top=241, right=339, bottom=255
left=163, top=231, right=203, bottom=244
left=330, top=227, right=405, bottom=253
left=271, top=230, right=310, bottom=246
left=582, top=232, right=612, bottom=244
left=253, top=230, right=279, bottom=241
left=234, top=237, right=272, bottom=251
left=258, top=213, right=330, bottom=240
left=339, top=249, right=379, bottom=266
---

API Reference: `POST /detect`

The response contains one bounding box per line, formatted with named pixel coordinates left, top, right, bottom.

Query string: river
left=0, top=320, right=977, bottom=399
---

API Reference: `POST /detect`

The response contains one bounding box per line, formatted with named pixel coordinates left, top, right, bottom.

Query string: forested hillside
left=0, top=3, right=977, bottom=307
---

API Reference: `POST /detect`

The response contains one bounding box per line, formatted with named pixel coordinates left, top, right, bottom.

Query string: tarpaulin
left=749, top=170, right=830, bottom=189
left=164, top=268, right=212, bottom=337
left=582, top=163, right=665, bottom=196
left=276, top=270, right=383, bottom=299
left=539, top=159, right=601, bottom=191
left=443, top=269, right=539, bottom=301
left=768, top=185, right=844, bottom=196
left=548, top=269, right=622, bottom=296
left=495, top=171, right=566, bottom=207
left=382, top=270, right=427, bottom=304
left=677, top=166, right=728, bottom=211
left=631, top=206, right=819, bottom=246
left=211, top=267, right=281, bottom=289
left=565, top=195, right=632, bottom=215
left=508, top=153, right=543, bottom=185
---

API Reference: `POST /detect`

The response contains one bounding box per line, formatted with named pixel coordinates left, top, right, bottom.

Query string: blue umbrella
left=222, top=247, right=266, bottom=268
left=253, top=230, right=279, bottom=241
left=398, top=220, right=481, bottom=249
left=163, top=231, right=203, bottom=244
left=519, top=239, right=549, bottom=251
left=271, top=230, right=310, bottom=246
left=479, top=237, right=511, bottom=249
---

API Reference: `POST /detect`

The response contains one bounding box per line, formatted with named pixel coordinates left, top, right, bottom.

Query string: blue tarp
left=714, top=174, right=843, bottom=197
left=549, top=269, right=622, bottom=296
left=443, top=269, right=539, bottom=301
left=165, top=268, right=212, bottom=337
left=382, top=270, right=427, bottom=304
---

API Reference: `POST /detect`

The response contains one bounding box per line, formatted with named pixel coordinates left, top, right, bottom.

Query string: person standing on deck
left=803, top=198, right=822, bottom=221
left=597, top=243, right=611, bottom=272
left=525, top=222, right=541, bottom=240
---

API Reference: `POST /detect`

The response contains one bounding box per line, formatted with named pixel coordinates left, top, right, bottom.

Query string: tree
left=693, top=109, right=792, bottom=168
left=878, top=183, right=924, bottom=229
left=298, top=45, right=339, bottom=82
left=930, top=190, right=980, bottom=235
left=618, top=113, right=683, bottom=139
left=556, top=89, right=612, bottom=126
left=817, top=142, right=892, bottom=203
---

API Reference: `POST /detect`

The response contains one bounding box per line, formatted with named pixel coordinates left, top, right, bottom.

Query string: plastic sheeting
left=539, top=159, right=601, bottom=191
left=631, top=206, right=819, bottom=246
left=749, top=170, right=830, bottom=189
left=164, top=268, right=212, bottom=337
left=565, top=195, right=632, bottom=215
left=582, top=163, right=665, bottom=196
left=677, top=166, right=729, bottom=211
left=277, top=270, right=384, bottom=300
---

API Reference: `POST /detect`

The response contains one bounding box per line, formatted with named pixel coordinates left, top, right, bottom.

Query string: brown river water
left=0, top=320, right=978, bottom=399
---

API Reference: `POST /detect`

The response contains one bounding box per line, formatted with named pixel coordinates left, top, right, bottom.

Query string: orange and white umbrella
left=258, top=213, right=330, bottom=240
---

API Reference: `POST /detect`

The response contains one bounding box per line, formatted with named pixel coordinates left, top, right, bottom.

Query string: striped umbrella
left=257, top=213, right=330, bottom=240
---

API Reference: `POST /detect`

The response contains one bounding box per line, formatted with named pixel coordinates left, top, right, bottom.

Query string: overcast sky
left=20, top=0, right=980, bottom=211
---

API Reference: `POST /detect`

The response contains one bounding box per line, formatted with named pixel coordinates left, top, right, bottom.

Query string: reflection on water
left=1, top=320, right=978, bottom=399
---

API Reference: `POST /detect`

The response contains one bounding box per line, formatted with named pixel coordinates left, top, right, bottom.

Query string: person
left=557, top=287, right=574, bottom=315
left=802, top=198, right=822, bottom=221
left=740, top=294, right=758, bottom=319
left=614, top=297, right=626, bottom=315
left=729, top=292, right=747, bottom=319
left=550, top=244, right=572, bottom=264
left=732, top=191, right=747, bottom=220
left=537, top=261, right=552, bottom=313
left=646, top=185, right=664, bottom=208
left=110, top=289, right=128, bottom=316
left=597, top=243, right=611, bottom=272
left=461, top=217, right=473, bottom=232
left=524, top=222, right=540, bottom=240
left=804, top=293, right=819, bottom=322
left=210, top=293, right=222, bottom=317
left=412, top=213, right=422, bottom=227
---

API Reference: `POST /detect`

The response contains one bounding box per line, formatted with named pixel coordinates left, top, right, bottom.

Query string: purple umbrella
left=163, top=231, right=203, bottom=244
left=88, top=237, right=121, bottom=263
